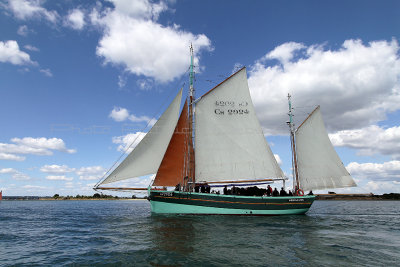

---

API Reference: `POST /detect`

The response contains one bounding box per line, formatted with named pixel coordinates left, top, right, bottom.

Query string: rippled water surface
left=0, top=200, right=399, bottom=266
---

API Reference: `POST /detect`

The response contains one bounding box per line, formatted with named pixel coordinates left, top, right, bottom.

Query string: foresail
left=295, top=106, right=356, bottom=191
left=152, top=100, right=189, bottom=186
left=99, top=90, right=183, bottom=185
left=195, top=68, right=284, bottom=183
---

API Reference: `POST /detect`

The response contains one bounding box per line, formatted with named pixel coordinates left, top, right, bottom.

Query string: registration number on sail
left=215, top=100, right=249, bottom=115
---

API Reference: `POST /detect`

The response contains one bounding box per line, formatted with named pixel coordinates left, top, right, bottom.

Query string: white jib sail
left=295, top=106, right=356, bottom=191
left=99, top=89, right=183, bottom=185
left=195, top=68, right=285, bottom=183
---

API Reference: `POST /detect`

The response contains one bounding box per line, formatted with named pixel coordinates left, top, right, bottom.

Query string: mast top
left=287, top=93, right=295, bottom=133
left=189, top=43, right=195, bottom=98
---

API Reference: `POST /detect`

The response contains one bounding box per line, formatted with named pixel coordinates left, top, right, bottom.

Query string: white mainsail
left=99, top=90, right=183, bottom=185
left=295, top=106, right=356, bottom=191
left=195, top=68, right=285, bottom=183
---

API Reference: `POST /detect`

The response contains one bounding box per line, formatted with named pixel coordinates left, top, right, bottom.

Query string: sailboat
left=0, top=190, right=2, bottom=201
left=95, top=47, right=356, bottom=215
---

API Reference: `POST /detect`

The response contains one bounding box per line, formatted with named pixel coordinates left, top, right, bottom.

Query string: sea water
left=0, top=200, right=399, bottom=266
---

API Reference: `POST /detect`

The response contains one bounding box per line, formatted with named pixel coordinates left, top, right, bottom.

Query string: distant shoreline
left=315, top=193, right=400, bottom=201
left=1, top=196, right=147, bottom=201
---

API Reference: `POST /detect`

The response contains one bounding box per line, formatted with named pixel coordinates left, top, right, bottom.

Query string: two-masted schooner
left=95, top=47, right=356, bottom=215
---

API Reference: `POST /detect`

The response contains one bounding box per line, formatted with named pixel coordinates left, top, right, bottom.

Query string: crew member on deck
left=273, top=187, right=279, bottom=196
left=267, top=185, right=272, bottom=196
left=280, top=187, right=287, bottom=196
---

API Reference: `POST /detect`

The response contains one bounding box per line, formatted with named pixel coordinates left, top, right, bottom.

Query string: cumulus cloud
left=64, top=8, right=85, bottom=30
left=136, top=78, right=154, bottom=90
left=0, top=153, right=25, bottom=161
left=90, top=0, right=212, bottom=83
left=118, top=74, right=127, bottom=88
left=109, top=106, right=152, bottom=124
left=0, top=168, right=17, bottom=174
left=266, top=42, right=306, bottom=65
left=248, top=39, right=400, bottom=135
left=0, top=168, right=30, bottom=180
left=23, top=185, right=47, bottom=189
left=6, top=0, right=58, bottom=23
left=76, top=166, right=105, bottom=180
left=24, top=44, right=39, bottom=51
left=17, top=25, right=29, bottom=36
left=40, top=68, right=52, bottom=77
left=330, top=125, right=400, bottom=159
left=0, top=40, right=35, bottom=65
left=40, top=164, right=75, bottom=174
left=364, top=180, right=400, bottom=193
left=347, top=161, right=400, bottom=182
left=109, top=107, right=129, bottom=121
left=0, top=137, right=76, bottom=161
left=112, top=132, right=146, bottom=153
left=46, top=175, right=73, bottom=181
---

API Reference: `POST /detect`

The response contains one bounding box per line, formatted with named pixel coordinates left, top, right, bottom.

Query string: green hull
left=149, top=191, right=315, bottom=215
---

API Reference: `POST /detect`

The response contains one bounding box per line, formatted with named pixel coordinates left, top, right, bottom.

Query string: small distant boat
left=95, top=46, right=356, bottom=215
left=0, top=190, right=2, bottom=201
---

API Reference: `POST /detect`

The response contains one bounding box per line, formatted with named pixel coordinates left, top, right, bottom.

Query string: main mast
left=187, top=44, right=195, bottom=189
left=287, top=94, right=299, bottom=191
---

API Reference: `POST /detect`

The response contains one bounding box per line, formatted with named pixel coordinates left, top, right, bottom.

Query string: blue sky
left=1, top=0, right=400, bottom=196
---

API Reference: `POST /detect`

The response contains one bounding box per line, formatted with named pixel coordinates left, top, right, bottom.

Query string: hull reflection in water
left=149, top=191, right=315, bottom=215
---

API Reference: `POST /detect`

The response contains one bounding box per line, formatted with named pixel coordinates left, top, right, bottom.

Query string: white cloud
left=128, top=114, right=152, bottom=123
left=347, top=161, right=400, bottom=182
left=118, top=74, right=127, bottom=88
left=24, top=44, right=39, bottom=51
left=136, top=78, right=153, bottom=90
left=0, top=168, right=17, bottom=174
left=6, top=0, right=58, bottom=23
left=0, top=137, right=76, bottom=161
left=364, top=180, right=400, bottom=193
left=11, top=137, right=76, bottom=153
left=248, top=39, right=400, bottom=135
left=40, top=68, right=53, bottom=77
left=112, top=132, right=146, bottom=153
left=76, top=166, right=105, bottom=180
left=330, top=125, right=400, bottom=159
left=17, top=25, right=29, bottom=36
left=40, top=164, right=75, bottom=174
left=0, top=40, right=35, bottom=65
left=23, top=185, right=47, bottom=189
left=109, top=107, right=130, bottom=121
left=0, top=168, right=31, bottom=180
left=46, top=175, right=74, bottom=181
left=109, top=106, right=152, bottom=124
left=13, top=172, right=30, bottom=180
left=65, top=181, right=75, bottom=188
left=0, top=153, right=25, bottom=161
left=266, top=42, right=306, bottom=65
left=231, top=63, right=244, bottom=74
left=91, top=0, right=212, bottom=83
left=64, top=8, right=85, bottom=30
